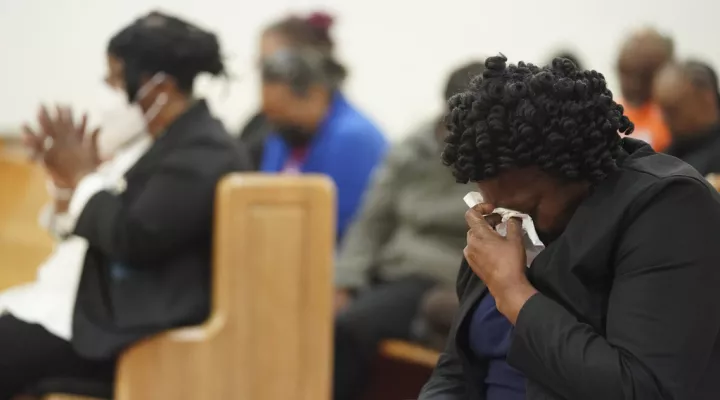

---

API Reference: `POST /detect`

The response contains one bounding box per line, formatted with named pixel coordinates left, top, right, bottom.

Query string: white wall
left=0, top=0, right=717, bottom=140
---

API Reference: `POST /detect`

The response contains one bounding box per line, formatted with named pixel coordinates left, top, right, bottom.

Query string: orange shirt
left=621, top=100, right=671, bottom=152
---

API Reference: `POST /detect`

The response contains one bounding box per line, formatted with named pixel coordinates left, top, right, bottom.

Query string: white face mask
left=97, top=93, right=147, bottom=160
left=96, top=72, right=168, bottom=160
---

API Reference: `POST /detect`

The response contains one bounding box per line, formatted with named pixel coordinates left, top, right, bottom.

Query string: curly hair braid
left=442, top=55, right=634, bottom=184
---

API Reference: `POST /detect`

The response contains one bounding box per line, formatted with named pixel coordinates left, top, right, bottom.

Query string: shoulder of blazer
left=613, top=149, right=717, bottom=219
left=163, top=134, right=251, bottom=176
left=159, top=116, right=252, bottom=175
left=124, top=102, right=251, bottom=179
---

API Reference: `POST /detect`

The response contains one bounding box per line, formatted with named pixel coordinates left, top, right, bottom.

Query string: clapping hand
left=23, top=105, right=101, bottom=189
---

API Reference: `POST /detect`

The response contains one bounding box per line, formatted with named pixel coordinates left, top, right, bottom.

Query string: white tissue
left=463, top=191, right=545, bottom=266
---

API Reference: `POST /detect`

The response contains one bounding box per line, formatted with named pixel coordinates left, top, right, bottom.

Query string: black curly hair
left=442, top=54, right=634, bottom=184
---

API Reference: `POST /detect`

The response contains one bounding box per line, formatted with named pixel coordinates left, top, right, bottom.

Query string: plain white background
left=0, top=0, right=717, bottom=140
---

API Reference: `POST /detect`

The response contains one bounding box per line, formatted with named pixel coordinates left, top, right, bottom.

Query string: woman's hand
left=29, top=105, right=101, bottom=188
left=464, top=204, right=538, bottom=324
left=22, top=123, right=72, bottom=189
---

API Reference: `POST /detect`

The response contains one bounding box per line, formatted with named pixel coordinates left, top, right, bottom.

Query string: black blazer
left=71, top=101, right=251, bottom=359
left=238, top=111, right=272, bottom=170
left=420, top=139, right=720, bottom=400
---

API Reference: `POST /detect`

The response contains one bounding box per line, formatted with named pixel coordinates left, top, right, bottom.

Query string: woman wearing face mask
left=239, top=11, right=347, bottom=169
left=419, top=55, right=720, bottom=400
left=0, top=11, right=250, bottom=398
left=259, top=48, right=387, bottom=243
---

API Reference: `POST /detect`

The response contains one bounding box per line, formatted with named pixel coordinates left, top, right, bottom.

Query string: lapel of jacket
left=125, top=100, right=210, bottom=181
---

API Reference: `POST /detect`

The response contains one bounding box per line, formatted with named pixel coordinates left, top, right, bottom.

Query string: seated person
left=259, top=48, right=387, bottom=242
left=332, top=61, right=485, bottom=400
left=239, top=11, right=346, bottom=169
left=414, top=287, right=460, bottom=351
left=654, top=60, right=720, bottom=176
left=617, top=28, right=673, bottom=151
left=0, top=11, right=250, bottom=398
left=420, top=55, right=720, bottom=400
left=0, top=87, right=152, bottom=342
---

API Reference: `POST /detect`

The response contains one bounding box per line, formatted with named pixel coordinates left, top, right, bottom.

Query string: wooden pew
left=43, top=174, right=335, bottom=400
left=362, top=340, right=440, bottom=400
left=0, top=140, right=53, bottom=290
left=380, top=340, right=440, bottom=368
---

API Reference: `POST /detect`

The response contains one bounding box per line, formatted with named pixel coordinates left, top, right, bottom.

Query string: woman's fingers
left=22, top=125, right=44, bottom=160
left=58, top=105, right=75, bottom=138
left=77, top=113, right=89, bottom=141
left=466, top=204, right=499, bottom=236
left=506, top=217, right=523, bottom=241
left=484, top=213, right=503, bottom=229
left=37, top=105, right=57, bottom=138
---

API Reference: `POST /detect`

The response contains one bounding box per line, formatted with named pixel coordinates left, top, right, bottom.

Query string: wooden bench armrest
left=380, top=340, right=441, bottom=368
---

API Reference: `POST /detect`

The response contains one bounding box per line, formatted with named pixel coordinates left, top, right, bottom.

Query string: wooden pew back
left=0, top=152, right=53, bottom=290
left=114, top=174, right=335, bottom=400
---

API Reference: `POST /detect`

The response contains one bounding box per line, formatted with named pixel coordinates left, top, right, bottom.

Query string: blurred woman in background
left=259, top=47, right=386, bottom=242
left=654, top=60, right=720, bottom=176
left=332, top=61, right=485, bottom=400
left=240, top=11, right=347, bottom=168
left=616, top=28, right=674, bottom=151
left=0, top=11, right=249, bottom=398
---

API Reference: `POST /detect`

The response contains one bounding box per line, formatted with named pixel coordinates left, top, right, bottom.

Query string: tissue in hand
left=463, top=191, right=545, bottom=266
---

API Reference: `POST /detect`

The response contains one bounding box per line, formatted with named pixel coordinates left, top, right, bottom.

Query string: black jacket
left=665, top=124, right=720, bottom=176
left=238, top=111, right=272, bottom=170
left=420, top=139, right=720, bottom=400
left=71, top=101, right=251, bottom=359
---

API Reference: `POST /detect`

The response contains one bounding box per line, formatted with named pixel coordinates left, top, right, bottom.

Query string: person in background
left=617, top=27, right=674, bottom=151
left=260, top=48, right=387, bottom=242
left=654, top=60, right=720, bottom=176
left=420, top=55, right=720, bottom=400
left=332, top=61, right=485, bottom=400
left=240, top=11, right=346, bottom=169
left=0, top=11, right=250, bottom=398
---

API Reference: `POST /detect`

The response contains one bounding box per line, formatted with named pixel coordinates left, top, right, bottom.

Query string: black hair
left=445, top=61, right=486, bottom=101
left=261, top=48, right=338, bottom=95
left=442, top=54, right=634, bottom=184
left=108, top=11, right=225, bottom=100
left=264, top=12, right=347, bottom=85
left=682, top=60, right=720, bottom=109
left=551, top=51, right=584, bottom=71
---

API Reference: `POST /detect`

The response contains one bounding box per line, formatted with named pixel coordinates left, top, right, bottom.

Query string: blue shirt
left=260, top=92, right=388, bottom=242
left=469, top=293, right=527, bottom=399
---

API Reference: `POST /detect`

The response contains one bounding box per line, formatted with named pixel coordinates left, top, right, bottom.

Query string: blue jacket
left=260, top=93, right=388, bottom=241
